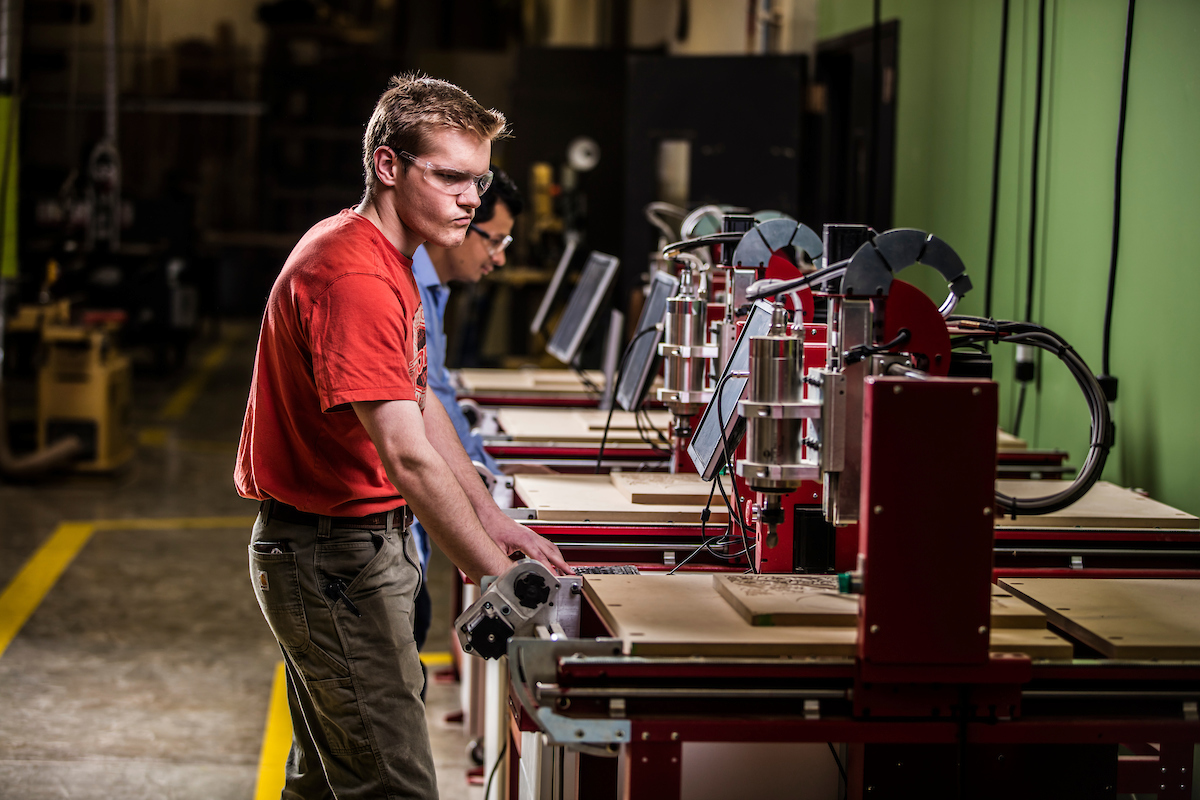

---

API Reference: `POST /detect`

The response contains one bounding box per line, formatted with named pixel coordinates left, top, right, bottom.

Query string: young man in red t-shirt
left=236, top=74, right=569, bottom=799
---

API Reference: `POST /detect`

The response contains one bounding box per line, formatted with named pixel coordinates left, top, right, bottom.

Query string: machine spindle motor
left=737, top=303, right=821, bottom=543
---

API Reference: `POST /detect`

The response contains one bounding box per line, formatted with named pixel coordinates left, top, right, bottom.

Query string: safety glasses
left=398, top=151, right=493, bottom=196
left=469, top=223, right=513, bottom=256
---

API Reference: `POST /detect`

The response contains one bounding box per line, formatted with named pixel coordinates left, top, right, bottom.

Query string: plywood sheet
left=457, top=368, right=604, bottom=394
left=994, top=481, right=1199, bottom=530
left=531, top=370, right=606, bottom=387
left=996, top=429, right=1028, bottom=451
left=577, top=409, right=673, bottom=432
left=514, top=474, right=728, bottom=524
left=998, top=578, right=1200, bottom=659
left=496, top=408, right=656, bottom=444
left=988, top=628, right=1073, bottom=659
left=609, top=472, right=719, bottom=505
left=706, top=575, right=1045, bottom=630
left=585, top=574, right=1073, bottom=659
left=584, top=573, right=858, bottom=657
left=990, top=583, right=1049, bottom=629
left=713, top=574, right=858, bottom=626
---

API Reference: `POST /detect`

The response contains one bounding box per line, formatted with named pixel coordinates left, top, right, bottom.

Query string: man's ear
left=373, top=146, right=399, bottom=188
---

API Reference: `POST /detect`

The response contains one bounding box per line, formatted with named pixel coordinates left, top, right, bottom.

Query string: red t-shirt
left=234, top=209, right=427, bottom=517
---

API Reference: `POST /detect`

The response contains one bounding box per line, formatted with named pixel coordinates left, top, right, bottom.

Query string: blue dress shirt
left=410, top=246, right=502, bottom=569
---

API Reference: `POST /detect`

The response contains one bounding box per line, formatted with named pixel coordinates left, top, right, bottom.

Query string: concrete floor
left=0, top=322, right=482, bottom=799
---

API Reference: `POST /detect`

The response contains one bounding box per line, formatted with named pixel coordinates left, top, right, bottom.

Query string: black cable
left=843, top=328, right=910, bottom=366
left=1012, top=382, right=1029, bottom=437
left=715, top=474, right=756, bottom=573
left=827, top=742, right=849, bottom=793
left=595, top=326, right=662, bottom=473
left=668, top=478, right=720, bottom=575
left=868, top=0, right=881, bottom=226
left=573, top=364, right=602, bottom=395
left=483, top=738, right=508, bottom=800
left=746, top=256, right=854, bottom=302
left=1101, top=0, right=1136, bottom=383
left=660, top=231, right=748, bottom=259
left=639, top=407, right=669, bottom=444
left=983, top=0, right=1012, bottom=319
left=634, top=407, right=670, bottom=452
left=1024, top=0, right=1048, bottom=324
left=949, top=316, right=1112, bottom=515
left=715, top=370, right=757, bottom=573
left=632, top=410, right=670, bottom=455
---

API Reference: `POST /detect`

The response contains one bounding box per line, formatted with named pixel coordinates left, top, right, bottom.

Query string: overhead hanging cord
left=1012, top=0, right=1050, bottom=439
left=983, top=0, right=1012, bottom=319
left=1100, top=0, right=1136, bottom=401
left=1024, top=0, right=1048, bottom=325
left=868, top=0, right=881, bottom=227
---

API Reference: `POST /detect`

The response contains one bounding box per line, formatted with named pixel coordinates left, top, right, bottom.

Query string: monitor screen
left=546, top=251, right=621, bottom=366
left=615, top=270, right=679, bottom=412
left=530, top=238, right=578, bottom=336
left=686, top=299, right=775, bottom=481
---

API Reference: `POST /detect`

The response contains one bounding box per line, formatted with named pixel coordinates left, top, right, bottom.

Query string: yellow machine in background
left=36, top=320, right=132, bottom=472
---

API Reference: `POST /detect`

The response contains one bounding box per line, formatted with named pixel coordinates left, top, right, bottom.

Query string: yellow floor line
left=159, top=337, right=235, bottom=420
left=0, top=517, right=254, bottom=660
left=254, top=661, right=291, bottom=800
left=419, top=651, right=453, bottom=667
left=0, top=522, right=95, bottom=659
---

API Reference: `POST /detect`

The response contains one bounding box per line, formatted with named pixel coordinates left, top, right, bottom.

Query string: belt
left=265, top=499, right=408, bottom=530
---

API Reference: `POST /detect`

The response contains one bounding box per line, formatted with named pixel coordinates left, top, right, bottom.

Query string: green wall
left=818, top=0, right=1200, bottom=515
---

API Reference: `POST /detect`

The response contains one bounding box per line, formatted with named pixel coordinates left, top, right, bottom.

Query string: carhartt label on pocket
left=258, top=570, right=270, bottom=592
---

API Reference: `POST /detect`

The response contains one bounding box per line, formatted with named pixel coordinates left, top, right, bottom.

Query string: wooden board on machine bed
left=584, top=574, right=1071, bottom=659
left=496, top=408, right=672, bottom=443
left=514, top=474, right=729, bottom=524
left=998, top=578, right=1200, bottom=659
left=994, top=481, right=1199, bottom=530
left=711, top=574, right=1047, bottom=630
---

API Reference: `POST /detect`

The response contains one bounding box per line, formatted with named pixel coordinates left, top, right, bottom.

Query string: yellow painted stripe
left=419, top=651, right=453, bottom=667
left=0, top=523, right=95, bottom=659
left=90, top=516, right=256, bottom=532
left=159, top=337, right=235, bottom=420
left=254, top=661, right=291, bottom=800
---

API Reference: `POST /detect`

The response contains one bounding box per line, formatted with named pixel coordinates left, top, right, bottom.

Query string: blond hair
left=361, top=73, right=508, bottom=202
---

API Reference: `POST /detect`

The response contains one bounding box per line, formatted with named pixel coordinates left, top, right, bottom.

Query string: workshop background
left=1, top=0, right=1198, bottom=798
left=8, top=0, right=1197, bottom=513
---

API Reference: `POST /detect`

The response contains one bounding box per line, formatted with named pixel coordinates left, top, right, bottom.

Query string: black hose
left=950, top=316, right=1112, bottom=516
left=1101, top=0, right=1137, bottom=381
left=983, top=0, right=1012, bottom=319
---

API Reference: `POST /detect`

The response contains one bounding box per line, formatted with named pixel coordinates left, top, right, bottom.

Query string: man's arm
left=418, top=392, right=571, bottom=574
left=353, top=395, right=571, bottom=582
left=353, top=398, right=512, bottom=585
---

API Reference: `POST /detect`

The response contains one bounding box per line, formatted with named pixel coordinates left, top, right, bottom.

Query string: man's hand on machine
left=490, top=519, right=573, bottom=576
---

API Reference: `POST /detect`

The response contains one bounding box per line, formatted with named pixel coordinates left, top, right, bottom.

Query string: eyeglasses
left=469, top=223, right=513, bottom=256
left=398, top=151, right=493, bottom=196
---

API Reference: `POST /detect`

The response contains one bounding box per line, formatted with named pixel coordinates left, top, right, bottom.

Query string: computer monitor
left=686, top=299, right=775, bottom=481
left=529, top=237, right=579, bottom=336
left=545, top=251, right=621, bottom=366
left=615, top=270, right=679, bottom=412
